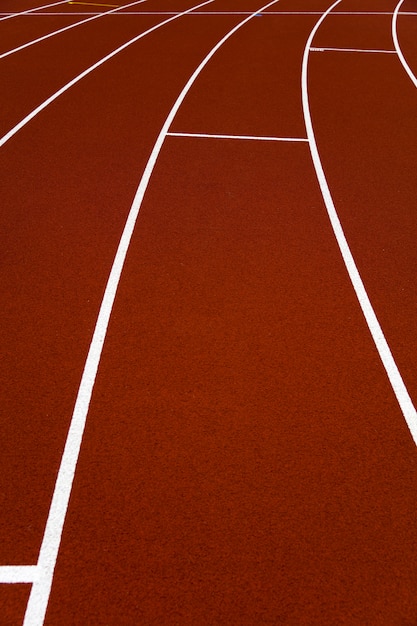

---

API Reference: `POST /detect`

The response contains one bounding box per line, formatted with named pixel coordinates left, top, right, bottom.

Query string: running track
left=1, top=0, right=417, bottom=623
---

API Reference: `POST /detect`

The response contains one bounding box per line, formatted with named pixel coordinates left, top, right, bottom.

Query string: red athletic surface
left=2, top=0, right=417, bottom=624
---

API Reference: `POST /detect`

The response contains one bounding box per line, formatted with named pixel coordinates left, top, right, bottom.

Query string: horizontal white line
left=274, top=10, right=417, bottom=15
left=136, top=10, right=417, bottom=14
left=310, top=47, right=396, bottom=54
left=261, top=11, right=410, bottom=14
left=2, top=10, right=413, bottom=16
left=167, top=131, right=308, bottom=142
left=0, top=566, right=38, bottom=583
left=136, top=10, right=416, bottom=15
left=0, top=11, right=101, bottom=14
left=319, top=10, right=414, bottom=14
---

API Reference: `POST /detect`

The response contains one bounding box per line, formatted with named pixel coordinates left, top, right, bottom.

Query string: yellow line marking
left=68, top=2, right=120, bottom=7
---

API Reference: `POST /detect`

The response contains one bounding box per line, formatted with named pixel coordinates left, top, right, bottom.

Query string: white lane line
left=393, top=0, right=417, bottom=89
left=0, top=0, right=212, bottom=148
left=0, top=566, right=38, bottom=584
left=1, top=10, right=414, bottom=17
left=77, top=10, right=417, bottom=15
left=310, top=46, right=396, bottom=54
left=0, top=0, right=147, bottom=61
left=22, top=1, right=279, bottom=624
left=167, top=131, right=308, bottom=142
left=302, top=1, right=417, bottom=445
left=2, top=11, right=106, bottom=15
left=189, top=10, right=417, bottom=15
left=267, top=11, right=401, bottom=15
left=3, top=10, right=392, bottom=16
left=0, top=0, right=67, bottom=22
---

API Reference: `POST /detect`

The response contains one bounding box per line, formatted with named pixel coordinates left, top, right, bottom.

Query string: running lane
left=0, top=0, right=167, bottom=135
left=42, top=3, right=417, bottom=625
left=0, top=3, right=246, bottom=620
left=310, top=1, right=417, bottom=418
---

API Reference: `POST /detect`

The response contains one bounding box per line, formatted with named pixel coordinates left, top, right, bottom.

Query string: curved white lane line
left=0, top=0, right=147, bottom=60
left=0, top=1, right=212, bottom=148
left=23, top=1, right=279, bottom=623
left=0, top=0, right=67, bottom=23
left=302, top=1, right=417, bottom=444
left=393, top=0, right=417, bottom=88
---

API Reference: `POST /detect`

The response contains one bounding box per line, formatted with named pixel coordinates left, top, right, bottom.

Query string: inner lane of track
left=2, top=0, right=417, bottom=624
left=45, top=134, right=417, bottom=622
left=0, top=0, right=242, bottom=568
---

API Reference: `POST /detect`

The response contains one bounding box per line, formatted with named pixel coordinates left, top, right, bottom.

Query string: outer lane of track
left=2, top=0, right=417, bottom=623
left=0, top=1, right=182, bottom=135
left=311, top=2, right=417, bottom=411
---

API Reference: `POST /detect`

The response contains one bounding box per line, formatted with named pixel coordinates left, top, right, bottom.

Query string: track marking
left=0, top=566, right=38, bottom=584
left=68, top=1, right=119, bottom=6
left=21, top=1, right=279, bottom=623
left=167, top=131, right=308, bottom=142
left=302, top=1, right=417, bottom=445
left=187, top=10, right=417, bottom=15
left=1, top=11, right=414, bottom=17
left=0, top=0, right=213, bottom=148
left=4, top=10, right=411, bottom=17
left=393, top=0, right=417, bottom=89
left=0, top=0, right=67, bottom=22
left=0, top=0, right=147, bottom=61
left=310, top=46, right=396, bottom=54
left=2, top=11, right=106, bottom=15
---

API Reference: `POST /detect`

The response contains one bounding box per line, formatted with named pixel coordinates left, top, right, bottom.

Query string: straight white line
left=0, top=566, right=38, bottom=583
left=0, top=1, right=211, bottom=148
left=1, top=11, right=105, bottom=15
left=80, top=10, right=417, bottom=15
left=167, top=131, right=308, bottom=142
left=319, top=10, right=414, bottom=15
left=22, top=1, right=279, bottom=623
left=0, top=0, right=147, bottom=61
left=0, top=0, right=67, bottom=22
left=393, top=0, right=417, bottom=88
left=188, top=10, right=417, bottom=15
left=310, top=46, right=396, bottom=54
left=302, top=1, right=417, bottom=445
left=0, top=10, right=251, bottom=16
left=273, top=11, right=405, bottom=14
left=194, top=10, right=417, bottom=15
left=1, top=10, right=415, bottom=17
left=265, top=11, right=403, bottom=14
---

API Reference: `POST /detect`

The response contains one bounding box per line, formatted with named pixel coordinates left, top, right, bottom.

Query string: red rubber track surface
left=1, top=0, right=417, bottom=623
